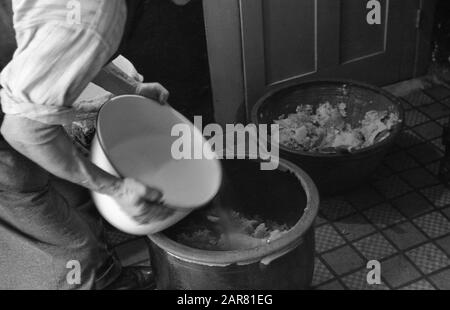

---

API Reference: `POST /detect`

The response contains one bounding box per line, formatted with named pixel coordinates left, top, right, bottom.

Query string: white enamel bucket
left=90, top=95, right=222, bottom=235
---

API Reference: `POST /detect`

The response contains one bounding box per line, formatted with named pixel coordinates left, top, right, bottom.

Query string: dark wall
left=0, top=0, right=213, bottom=120
left=432, top=0, right=450, bottom=65
left=121, top=0, right=213, bottom=117
left=0, top=0, right=15, bottom=71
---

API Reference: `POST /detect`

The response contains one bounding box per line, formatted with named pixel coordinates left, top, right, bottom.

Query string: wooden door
left=240, top=0, right=424, bottom=112
left=204, top=0, right=437, bottom=124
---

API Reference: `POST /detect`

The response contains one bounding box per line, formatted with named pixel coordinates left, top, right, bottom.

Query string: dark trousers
left=0, top=138, right=120, bottom=289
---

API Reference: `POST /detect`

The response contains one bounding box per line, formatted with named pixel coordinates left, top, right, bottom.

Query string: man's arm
left=92, top=61, right=140, bottom=97
left=92, top=62, right=170, bottom=104
left=1, top=114, right=119, bottom=194
left=1, top=115, right=172, bottom=223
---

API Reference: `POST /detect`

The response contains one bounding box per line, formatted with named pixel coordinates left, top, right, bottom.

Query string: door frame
left=203, top=0, right=245, bottom=125
left=414, top=0, right=438, bottom=77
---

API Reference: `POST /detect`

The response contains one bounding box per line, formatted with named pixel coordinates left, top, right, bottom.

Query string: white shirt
left=0, top=0, right=127, bottom=125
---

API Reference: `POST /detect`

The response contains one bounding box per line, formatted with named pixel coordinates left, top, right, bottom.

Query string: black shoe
left=104, top=266, right=156, bottom=290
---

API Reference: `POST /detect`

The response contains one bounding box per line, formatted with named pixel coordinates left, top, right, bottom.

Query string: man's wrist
left=135, top=82, right=145, bottom=96
left=100, top=178, right=124, bottom=197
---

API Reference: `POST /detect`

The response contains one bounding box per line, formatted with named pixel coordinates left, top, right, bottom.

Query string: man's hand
left=113, top=178, right=175, bottom=224
left=136, top=82, right=170, bottom=105
left=93, top=64, right=170, bottom=105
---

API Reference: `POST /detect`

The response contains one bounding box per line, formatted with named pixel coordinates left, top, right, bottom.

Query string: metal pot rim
left=95, top=95, right=222, bottom=212
left=251, top=78, right=405, bottom=159
left=148, top=157, right=319, bottom=266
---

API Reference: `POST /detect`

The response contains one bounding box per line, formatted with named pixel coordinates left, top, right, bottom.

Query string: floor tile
left=381, top=255, right=422, bottom=288
left=413, top=211, right=450, bottom=238
left=400, top=280, right=435, bottom=290
left=322, top=246, right=365, bottom=275
left=398, top=98, right=413, bottom=111
left=429, top=268, right=450, bottom=290
left=440, top=95, right=450, bottom=107
left=419, top=103, right=450, bottom=120
left=311, top=258, right=334, bottom=287
left=372, top=175, right=412, bottom=200
left=406, top=243, right=450, bottom=274
left=403, top=91, right=434, bottom=107
left=363, top=203, right=406, bottom=229
left=345, top=186, right=385, bottom=210
left=315, top=224, right=346, bottom=253
left=443, top=207, right=450, bottom=219
left=436, top=235, right=450, bottom=256
left=396, top=130, right=426, bottom=149
left=370, top=164, right=394, bottom=181
left=383, top=222, right=428, bottom=250
left=412, top=121, right=443, bottom=140
left=430, top=138, right=445, bottom=153
left=392, top=192, right=434, bottom=219
left=424, top=85, right=450, bottom=101
left=421, top=185, right=450, bottom=208
left=407, top=142, right=443, bottom=165
left=353, top=233, right=396, bottom=261
left=334, top=214, right=376, bottom=241
left=314, top=215, right=328, bottom=227
left=425, top=161, right=441, bottom=176
left=383, top=152, right=419, bottom=172
left=404, top=109, right=430, bottom=128
left=400, top=168, right=439, bottom=189
left=316, top=280, right=345, bottom=290
left=342, top=268, right=388, bottom=290
left=387, top=144, right=402, bottom=155
left=435, top=115, right=450, bottom=126
left=320, top=198, right=356, bottom=221
left=440, top=97, right=450, bottom=112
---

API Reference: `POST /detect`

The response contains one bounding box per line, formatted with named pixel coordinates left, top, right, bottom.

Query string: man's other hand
left=113, top=178, right=175, bottom=224
left=136, top=82, right=170, bottom=105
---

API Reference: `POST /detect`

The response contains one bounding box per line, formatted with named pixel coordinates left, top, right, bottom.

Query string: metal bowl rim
left=251, top=79, right=405, bottom=159
left=148, top=156, right=320, bottom=266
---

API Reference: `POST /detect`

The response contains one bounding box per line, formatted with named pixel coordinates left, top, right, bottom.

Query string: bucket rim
left=95, top=95, right=223, bottom=211
left=148, top=157, right=319, bottom=266
left=251, top=78, right=405, bottom=159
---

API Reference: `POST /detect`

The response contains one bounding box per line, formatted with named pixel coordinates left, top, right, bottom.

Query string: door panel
left=240, top=0, right=421, bottom=112
left=262, top=0, right=316, bottom=84
left=340, top=0, right=388, bottom=63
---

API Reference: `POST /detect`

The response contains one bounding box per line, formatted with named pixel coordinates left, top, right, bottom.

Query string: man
left=0, top=0, right=187, bottom=289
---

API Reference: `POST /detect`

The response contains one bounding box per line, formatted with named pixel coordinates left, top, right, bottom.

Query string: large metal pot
left=148, top=157, right=319, bottom=290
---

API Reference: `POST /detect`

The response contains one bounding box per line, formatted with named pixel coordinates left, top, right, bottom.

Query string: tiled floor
left=104, top=84, right=450, bottom=290
left=313, top=85, right=450, bottom=290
